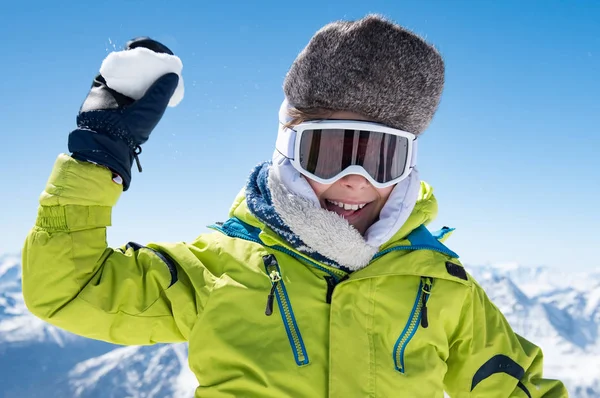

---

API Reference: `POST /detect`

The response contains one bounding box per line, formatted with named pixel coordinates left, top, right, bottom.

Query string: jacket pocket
left=263, top=254, right=309, bottom=366
left=393, top=277, right=433, bottom=373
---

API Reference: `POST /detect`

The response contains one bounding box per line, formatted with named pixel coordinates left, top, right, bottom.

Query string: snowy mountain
left=469, top=263, right=600, bottom=397
left=1, top=254, right=599, bottom=397
left=67, top=343, right=196, bottom=398
left=0, top=254, right=195, bottom=398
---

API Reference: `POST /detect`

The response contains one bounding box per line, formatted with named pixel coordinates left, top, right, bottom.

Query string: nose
left=339, top=174, right=370, bottom=190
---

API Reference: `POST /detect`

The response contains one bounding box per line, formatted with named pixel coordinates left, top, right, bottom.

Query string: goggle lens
left=298, top=128, right=409, bottom=184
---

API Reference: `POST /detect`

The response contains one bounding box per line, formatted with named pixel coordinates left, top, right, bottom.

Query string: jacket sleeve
left=443, top=280, right=568, bottom=398
left=22, top=154, right=218, bottom=345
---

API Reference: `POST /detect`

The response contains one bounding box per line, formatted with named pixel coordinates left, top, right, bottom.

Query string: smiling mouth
left=325, top=199, right=371, bottom=219
left=326, top=199, right=368, bottom=211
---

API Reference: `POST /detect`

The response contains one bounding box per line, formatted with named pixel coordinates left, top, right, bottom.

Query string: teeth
left=328, top=200, right=367, bottom=211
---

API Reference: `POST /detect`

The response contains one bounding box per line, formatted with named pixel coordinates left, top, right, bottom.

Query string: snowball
left=100, top=47, right=184, bottom=107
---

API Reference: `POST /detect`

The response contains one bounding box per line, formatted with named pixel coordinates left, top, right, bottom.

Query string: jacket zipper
left=262, top=254, right=309, bottom=366
left=420, top=277, right=432, bottom=328
left=393, top=277, right=433, bottom=374
left=212, top=220, right=441, bottom=372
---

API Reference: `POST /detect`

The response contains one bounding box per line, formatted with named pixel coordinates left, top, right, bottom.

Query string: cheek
left=369, top=186, right=395, bottom=215
left=305, top=178, right=329, bottom=198
left=377, top=186, right=395, bottom=201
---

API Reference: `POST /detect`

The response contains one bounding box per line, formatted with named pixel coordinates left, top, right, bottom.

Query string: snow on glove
left=68, top=37, right=182, bottom=191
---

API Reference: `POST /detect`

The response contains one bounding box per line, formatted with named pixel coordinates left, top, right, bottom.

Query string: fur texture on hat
left=283, top=14, right=444, bottom=135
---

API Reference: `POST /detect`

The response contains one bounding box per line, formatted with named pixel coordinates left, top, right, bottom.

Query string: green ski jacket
left=23, top=155, right=567, bottom=397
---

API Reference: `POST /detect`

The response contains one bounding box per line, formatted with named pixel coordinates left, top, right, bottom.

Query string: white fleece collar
left=270, top=152, right=421, bottom=270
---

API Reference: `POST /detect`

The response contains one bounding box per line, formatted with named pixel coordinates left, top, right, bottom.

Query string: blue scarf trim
left=245, top=161, right=348, bottom=271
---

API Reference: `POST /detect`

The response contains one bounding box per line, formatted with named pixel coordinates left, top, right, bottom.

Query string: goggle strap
left=276, top=124, right=296, bottom=158
left=411, top=139, right=418, bottom=168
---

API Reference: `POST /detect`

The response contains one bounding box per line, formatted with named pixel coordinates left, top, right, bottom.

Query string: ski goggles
left=276, top=120, right=417, bottom=189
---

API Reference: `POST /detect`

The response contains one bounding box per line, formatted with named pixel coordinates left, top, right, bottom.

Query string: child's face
left=303, top=110, right=396, bottom=235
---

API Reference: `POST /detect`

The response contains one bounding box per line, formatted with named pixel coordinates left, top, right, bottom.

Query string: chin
left=350, top=222, right=368, bottom=235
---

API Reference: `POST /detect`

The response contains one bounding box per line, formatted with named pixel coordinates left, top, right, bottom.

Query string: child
left=22, top=14, right=567, bottom=397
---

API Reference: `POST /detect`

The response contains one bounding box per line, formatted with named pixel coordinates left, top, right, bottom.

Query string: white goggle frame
left=276, top=120, right=418, bottom=189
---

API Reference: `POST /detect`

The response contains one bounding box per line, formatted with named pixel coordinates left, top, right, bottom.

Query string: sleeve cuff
left=39, top=154, right=123, bottom=208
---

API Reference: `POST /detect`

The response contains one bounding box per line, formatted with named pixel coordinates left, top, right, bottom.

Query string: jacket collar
left=220, top=193, right=463, bottom=284
left=229, top=171, right=446, bottom=257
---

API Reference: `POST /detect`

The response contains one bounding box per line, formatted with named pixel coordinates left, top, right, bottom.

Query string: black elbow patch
left=471, top=355, right=531, bottom=398
left=125, top=242, right=178, bottom=287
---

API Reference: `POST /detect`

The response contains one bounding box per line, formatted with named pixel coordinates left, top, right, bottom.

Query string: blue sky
left=0, top=0, right=598, bottom=270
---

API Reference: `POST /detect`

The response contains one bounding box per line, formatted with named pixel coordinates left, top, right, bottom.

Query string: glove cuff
left=68, top=129, right=134, bottom=191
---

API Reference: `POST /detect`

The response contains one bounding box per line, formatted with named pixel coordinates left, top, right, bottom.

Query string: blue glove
left=68, top=37, right=179, bottom=191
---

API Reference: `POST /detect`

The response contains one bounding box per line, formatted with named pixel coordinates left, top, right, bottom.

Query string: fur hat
left=283, top=14, right=444, bottom=135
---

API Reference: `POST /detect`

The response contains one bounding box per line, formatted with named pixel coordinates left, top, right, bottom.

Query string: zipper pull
left=420, top=278, right=433, bottom=328
left=265, top=269, right=281, bottom=316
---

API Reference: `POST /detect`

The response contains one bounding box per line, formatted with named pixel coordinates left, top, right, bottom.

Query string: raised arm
left=22, top=38, right=213, bottom=346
